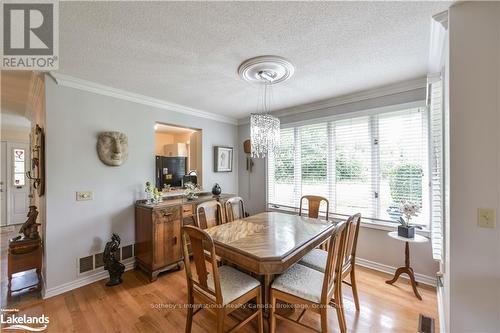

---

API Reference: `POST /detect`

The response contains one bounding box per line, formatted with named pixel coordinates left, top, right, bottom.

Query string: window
left=13, top=148, right=26, bottom=186
left=267, top=106, right=430, bottom=227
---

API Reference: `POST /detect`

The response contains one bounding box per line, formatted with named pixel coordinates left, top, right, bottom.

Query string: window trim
left=280, top=100, right=426, bottom=130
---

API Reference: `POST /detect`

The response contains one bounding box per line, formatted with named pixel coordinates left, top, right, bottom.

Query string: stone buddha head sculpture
left=97, top=131, right=128, bottom=166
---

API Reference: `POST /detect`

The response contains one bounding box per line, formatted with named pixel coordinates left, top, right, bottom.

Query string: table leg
left=262, top=274, right=272, bottom=317
left=8, top=274, right=12, bottom=298
left=385, top=241, right=422, bottom=300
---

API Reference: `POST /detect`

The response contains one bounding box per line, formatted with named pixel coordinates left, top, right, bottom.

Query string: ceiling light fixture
left=238, top=56, right=294, bottom=158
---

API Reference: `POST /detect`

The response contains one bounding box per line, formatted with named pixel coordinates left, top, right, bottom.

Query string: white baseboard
left=356, top=257, right=437, bottom=287
left=42, top=259, right=135, bottom=299
left=436, top=275, right=446, bottom=333
left=42, top=257, right=436, bottom=299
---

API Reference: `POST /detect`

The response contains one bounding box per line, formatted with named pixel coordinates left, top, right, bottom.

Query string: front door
left=7, top=142, right=30, bottom=225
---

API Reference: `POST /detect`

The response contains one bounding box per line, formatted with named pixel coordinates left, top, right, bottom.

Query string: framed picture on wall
left=214, top=146, right=233, bottom=172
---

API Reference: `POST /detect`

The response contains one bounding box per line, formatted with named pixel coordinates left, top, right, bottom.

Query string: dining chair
left=269, top=220, right=348, bottom=333
left=299, top=195, right=329, bottom=220
left=196, top=200, right=224, bottom=229
left=299, top=213, right=362, bottom=310
left=182, top=226, right=263, bottom=333
left=299, top=195, right=330, bottom=250
left=224, top=196, right=248, bottom=222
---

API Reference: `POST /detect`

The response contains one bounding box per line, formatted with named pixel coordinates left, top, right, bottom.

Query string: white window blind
left=429, top=78, right=444, bottom=261
left=334, top=117, right=374, bottom=218
left=268, top=106, right=430, bottom=226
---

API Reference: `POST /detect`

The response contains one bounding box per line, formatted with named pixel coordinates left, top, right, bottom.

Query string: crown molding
left=49, top=72, right=238, bottom=125
left=237, top=77, right=427, bottom=125
left=433, top=10, right=448, bottom=30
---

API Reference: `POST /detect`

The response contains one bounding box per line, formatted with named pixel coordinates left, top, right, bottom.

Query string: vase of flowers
left=397, top=200, right=420, bottom=238
left=152, top=187, right=162, bottom=204
left=184, top=182, right=201, bottom=200
left=145, top=181, right=153, bottom=204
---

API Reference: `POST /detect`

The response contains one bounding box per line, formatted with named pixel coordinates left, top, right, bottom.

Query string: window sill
left=267, top=205, right=430, bottom=237
left=360, top=220, right=430, bottom=237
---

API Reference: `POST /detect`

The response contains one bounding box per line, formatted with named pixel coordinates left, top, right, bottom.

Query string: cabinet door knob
left=173, top=236, right=177, bottom=245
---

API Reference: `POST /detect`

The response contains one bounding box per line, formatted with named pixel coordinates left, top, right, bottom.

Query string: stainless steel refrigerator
left=155, top=156, right=187, bottom=188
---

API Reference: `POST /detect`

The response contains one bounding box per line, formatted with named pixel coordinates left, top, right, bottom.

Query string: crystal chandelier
left=238, top=56, right=294, bottom=158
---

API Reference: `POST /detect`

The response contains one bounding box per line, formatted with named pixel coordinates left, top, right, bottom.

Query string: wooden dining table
left=205, top=211, right=342, bottom=310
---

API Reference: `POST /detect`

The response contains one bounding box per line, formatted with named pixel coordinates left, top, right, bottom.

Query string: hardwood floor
left=1, top=227, right=438, bottom=333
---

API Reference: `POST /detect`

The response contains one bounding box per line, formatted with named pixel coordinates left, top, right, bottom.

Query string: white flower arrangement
left=184, top=182, right=201, bottom=200
left=398, top=200, right=421, bottom=227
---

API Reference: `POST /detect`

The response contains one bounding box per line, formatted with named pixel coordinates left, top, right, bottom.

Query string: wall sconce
left=243, top=139, right=254, bottom=172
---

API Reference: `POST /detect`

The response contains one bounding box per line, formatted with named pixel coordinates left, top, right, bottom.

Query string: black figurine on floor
left=103, top=233, right=125, bottom=286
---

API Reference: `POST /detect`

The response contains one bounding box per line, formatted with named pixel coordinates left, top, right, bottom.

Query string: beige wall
left=154, top=132, right=174, bottom=155
left=0, top=128, right=30, bottom=142
left=174, top=133, right=191, bottom=143
left=189, top=131, right=202, bottom=184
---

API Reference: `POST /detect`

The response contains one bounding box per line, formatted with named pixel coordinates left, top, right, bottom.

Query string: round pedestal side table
left=385, top=231, right=428, bottom=300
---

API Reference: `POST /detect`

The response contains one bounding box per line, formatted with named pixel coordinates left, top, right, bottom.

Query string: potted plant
left=397, top=201, right=421, bottom=238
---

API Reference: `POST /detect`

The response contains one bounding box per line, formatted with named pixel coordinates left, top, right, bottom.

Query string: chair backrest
left=299, top=195, right=329, bottom=220
left=321, top=220, right=348, bottom=303
left=182, top=226, right=223, bottom=304
left=344, top=213, right=361, bottom=267
left=224, top=196, right=246, bottom=222
left=196, top=200, right=223, bottom=229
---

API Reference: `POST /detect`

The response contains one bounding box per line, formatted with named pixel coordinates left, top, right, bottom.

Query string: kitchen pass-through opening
left=154, top=123, right=202, bottom=193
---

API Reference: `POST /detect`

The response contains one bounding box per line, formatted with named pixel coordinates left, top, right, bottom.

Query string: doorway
left=1, top=71, right=34, bottom=227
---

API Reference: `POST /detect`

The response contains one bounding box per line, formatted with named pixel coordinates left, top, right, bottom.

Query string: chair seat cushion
left=271, top=264, right=324, bottom=303
left=207, top=265, right=260, bottom=305
left=299, top=248, right=328, bottom=273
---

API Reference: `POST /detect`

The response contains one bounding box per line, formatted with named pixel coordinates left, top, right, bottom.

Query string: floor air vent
left=78, top=243, right=136, bottom=275
left=122, top=245, right=133, bottom=260
left=79, top=255, right=94, bottom=274
left=418, top=314, right=435, bottom=333
left=94, top=252, right=104, bottom=268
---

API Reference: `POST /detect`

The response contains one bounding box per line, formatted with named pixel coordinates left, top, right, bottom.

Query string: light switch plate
left=76, top=191, right=93, bottom=201
left=477, top=208, right=496, bottom=228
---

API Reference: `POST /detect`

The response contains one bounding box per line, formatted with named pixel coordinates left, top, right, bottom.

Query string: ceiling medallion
left=239, top=56, right=294, bottom=158
left=238, top=55, right=294, bottom=85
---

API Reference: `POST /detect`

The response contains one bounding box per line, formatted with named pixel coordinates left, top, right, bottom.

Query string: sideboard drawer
left=153, top=207, right=180, bottom=224
left=182, top=204, right=193, bottom=217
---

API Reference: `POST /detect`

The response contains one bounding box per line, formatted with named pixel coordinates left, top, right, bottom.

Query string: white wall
left=44, top=76, right=238, bottom=292
left=448, top=2, right=500, bottom=332
left=238, top=84, right=439, bottom=279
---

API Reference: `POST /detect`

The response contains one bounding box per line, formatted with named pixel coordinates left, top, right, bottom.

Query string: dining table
left=205, top=211, right=343, bottom=312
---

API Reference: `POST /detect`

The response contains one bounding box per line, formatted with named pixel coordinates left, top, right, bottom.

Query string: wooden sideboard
left=134, top=193, right=232, bottom=281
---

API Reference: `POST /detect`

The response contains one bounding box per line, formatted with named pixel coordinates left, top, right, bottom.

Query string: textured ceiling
left=57, top=1, right=450, bottom=120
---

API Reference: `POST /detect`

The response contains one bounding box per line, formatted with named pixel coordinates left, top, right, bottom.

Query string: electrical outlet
left=477, top=208, right=496, bottom=228
left=76, top=191, right=93, bottom=201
